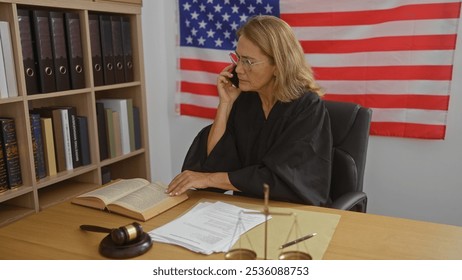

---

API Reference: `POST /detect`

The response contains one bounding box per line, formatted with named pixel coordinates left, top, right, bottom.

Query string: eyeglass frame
left=229, top=52, right=265, bottom=70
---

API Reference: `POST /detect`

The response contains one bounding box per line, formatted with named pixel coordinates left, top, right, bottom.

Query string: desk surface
left=0, top=190, right=461, bottom=260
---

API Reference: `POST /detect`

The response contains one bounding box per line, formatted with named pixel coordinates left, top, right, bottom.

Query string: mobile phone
left=229, top=66, right=239, bottom=88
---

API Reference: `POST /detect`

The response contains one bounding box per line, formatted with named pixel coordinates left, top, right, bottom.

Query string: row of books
left=0, top=21, right=18, bottom=99
left=29, top=107, right=91, bottom=180
left=1, top=98, right=140, bottom=190
left=89, top=13, right=134, bottom=86
left=96, top=98, right=141, bottom=161
left=0, top=118, right=22, bottom=193
left=18, top=9, right=86, bottom=94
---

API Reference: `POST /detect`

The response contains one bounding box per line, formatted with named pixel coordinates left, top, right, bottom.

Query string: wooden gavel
left=80, top=222, right=144, bottom=245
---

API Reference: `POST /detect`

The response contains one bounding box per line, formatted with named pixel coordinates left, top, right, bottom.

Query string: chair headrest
left=324, top=101, right=361, bottom=146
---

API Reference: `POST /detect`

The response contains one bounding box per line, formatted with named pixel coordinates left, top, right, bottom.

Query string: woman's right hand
left=217, top=64, right=241, bottom=105
left=208, top=64, right=241, bottom=154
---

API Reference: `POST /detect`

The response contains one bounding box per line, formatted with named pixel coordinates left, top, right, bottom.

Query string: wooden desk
left=0, top=190, right=461, bottom=259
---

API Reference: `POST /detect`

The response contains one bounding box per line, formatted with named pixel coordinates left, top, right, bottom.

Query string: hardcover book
left=103, top=108, right=116, bottom=158
left=0, top=21, right=18, bottom=97
left=96, top=102, right=108, bottom=160
left=111, top=110, right=122, bottom=157
left=133, top=106, right=142, bottom=150
left=0, top=118, right=22, bottom=188
left=30, top=113, right=46, bottom=180
left=76, top=116, right=91, bottom=166
left=31, top=107, right=70, bottom=172
left=71, top=178, right=188, bottom=221
left=40, top=117, right=57, bottom=176
left=97, top=98, right=132, bottom=155
left=57, top=106, right=81, bottom=169
left=0, top=28, right=9, bottom=98
left=58, top=108, right=73, bottom=170
left=0, top=133, right=8, bottom=192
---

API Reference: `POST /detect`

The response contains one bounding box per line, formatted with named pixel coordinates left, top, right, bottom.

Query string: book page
left=110, top=182, right=169, bottom=212
left=76, top=178, right=149, bottom=205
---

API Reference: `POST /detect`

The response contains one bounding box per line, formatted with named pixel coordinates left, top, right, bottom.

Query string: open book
left=71, top=178, right=188, bottom=221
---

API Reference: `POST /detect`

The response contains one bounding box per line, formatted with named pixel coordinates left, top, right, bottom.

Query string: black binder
left=64, top=12, right=85, bottom=89
left=111, top=15, right=125, bottom=84
left=121, top=16, right=134, bottom=82
left=49, top=11, right=71, bottom=91
left=89, top=13, right=104, bottom=86
left=99, top=14, right=115, bottom=85
left=17, top=9, right=39, bottom=95
left=32, top=10, right=56, bottom=93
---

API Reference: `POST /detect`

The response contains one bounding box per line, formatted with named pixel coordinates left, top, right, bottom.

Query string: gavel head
left=110, top=222, right=144, bottom=245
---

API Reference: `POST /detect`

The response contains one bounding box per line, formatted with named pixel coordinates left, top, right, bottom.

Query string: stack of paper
left=149, top=201, right=269, bottom=255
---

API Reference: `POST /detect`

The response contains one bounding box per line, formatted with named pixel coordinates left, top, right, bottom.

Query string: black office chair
left=324, top=100, right=372, bottom=213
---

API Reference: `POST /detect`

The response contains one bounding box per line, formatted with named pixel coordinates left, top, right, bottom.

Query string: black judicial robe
left=182, top=91, right=333, bottom=206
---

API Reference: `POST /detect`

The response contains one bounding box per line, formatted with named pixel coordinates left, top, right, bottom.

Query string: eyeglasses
left=229, top=52, right=265, bottom=70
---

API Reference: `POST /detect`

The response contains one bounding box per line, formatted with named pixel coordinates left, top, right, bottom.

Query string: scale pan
left=279, top=251, right=312, bottom=260
left=225, top=248, right=257, bottom=260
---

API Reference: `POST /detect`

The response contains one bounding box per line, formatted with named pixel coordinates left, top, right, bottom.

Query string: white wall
left=142, top=1, right=462, bottom=227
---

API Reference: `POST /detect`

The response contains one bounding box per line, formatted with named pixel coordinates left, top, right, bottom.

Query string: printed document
left=149, top=201, right=269, bottom=255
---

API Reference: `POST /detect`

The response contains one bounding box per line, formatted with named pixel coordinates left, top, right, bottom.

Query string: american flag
left=177, top=0, right=461, bottom=139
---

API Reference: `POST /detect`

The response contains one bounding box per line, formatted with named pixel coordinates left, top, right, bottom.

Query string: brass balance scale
left=225, top=184, right=315, bottom=260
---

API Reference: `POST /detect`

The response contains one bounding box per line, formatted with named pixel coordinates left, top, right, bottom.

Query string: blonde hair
left=237, top=15, right=324, bottom=101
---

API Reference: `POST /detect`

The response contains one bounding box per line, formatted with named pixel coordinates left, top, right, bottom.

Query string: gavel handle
left=80, top=224, right=113, bottom=233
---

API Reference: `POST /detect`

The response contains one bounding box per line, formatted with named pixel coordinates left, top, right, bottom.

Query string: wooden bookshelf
left=0, top=0, right=150, bottom=227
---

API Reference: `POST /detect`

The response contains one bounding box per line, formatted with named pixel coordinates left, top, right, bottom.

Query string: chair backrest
left=324, top=100, right=372, bottom=211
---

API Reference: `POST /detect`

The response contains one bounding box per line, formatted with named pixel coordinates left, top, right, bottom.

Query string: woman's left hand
left=167, top=170, right=211, bottom=196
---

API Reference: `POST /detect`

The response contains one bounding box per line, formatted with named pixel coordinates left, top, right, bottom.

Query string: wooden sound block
left=99, top=232, right=153, bottom=259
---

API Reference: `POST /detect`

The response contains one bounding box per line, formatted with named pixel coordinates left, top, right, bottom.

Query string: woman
left=167, top=15, right=333, bottom=206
